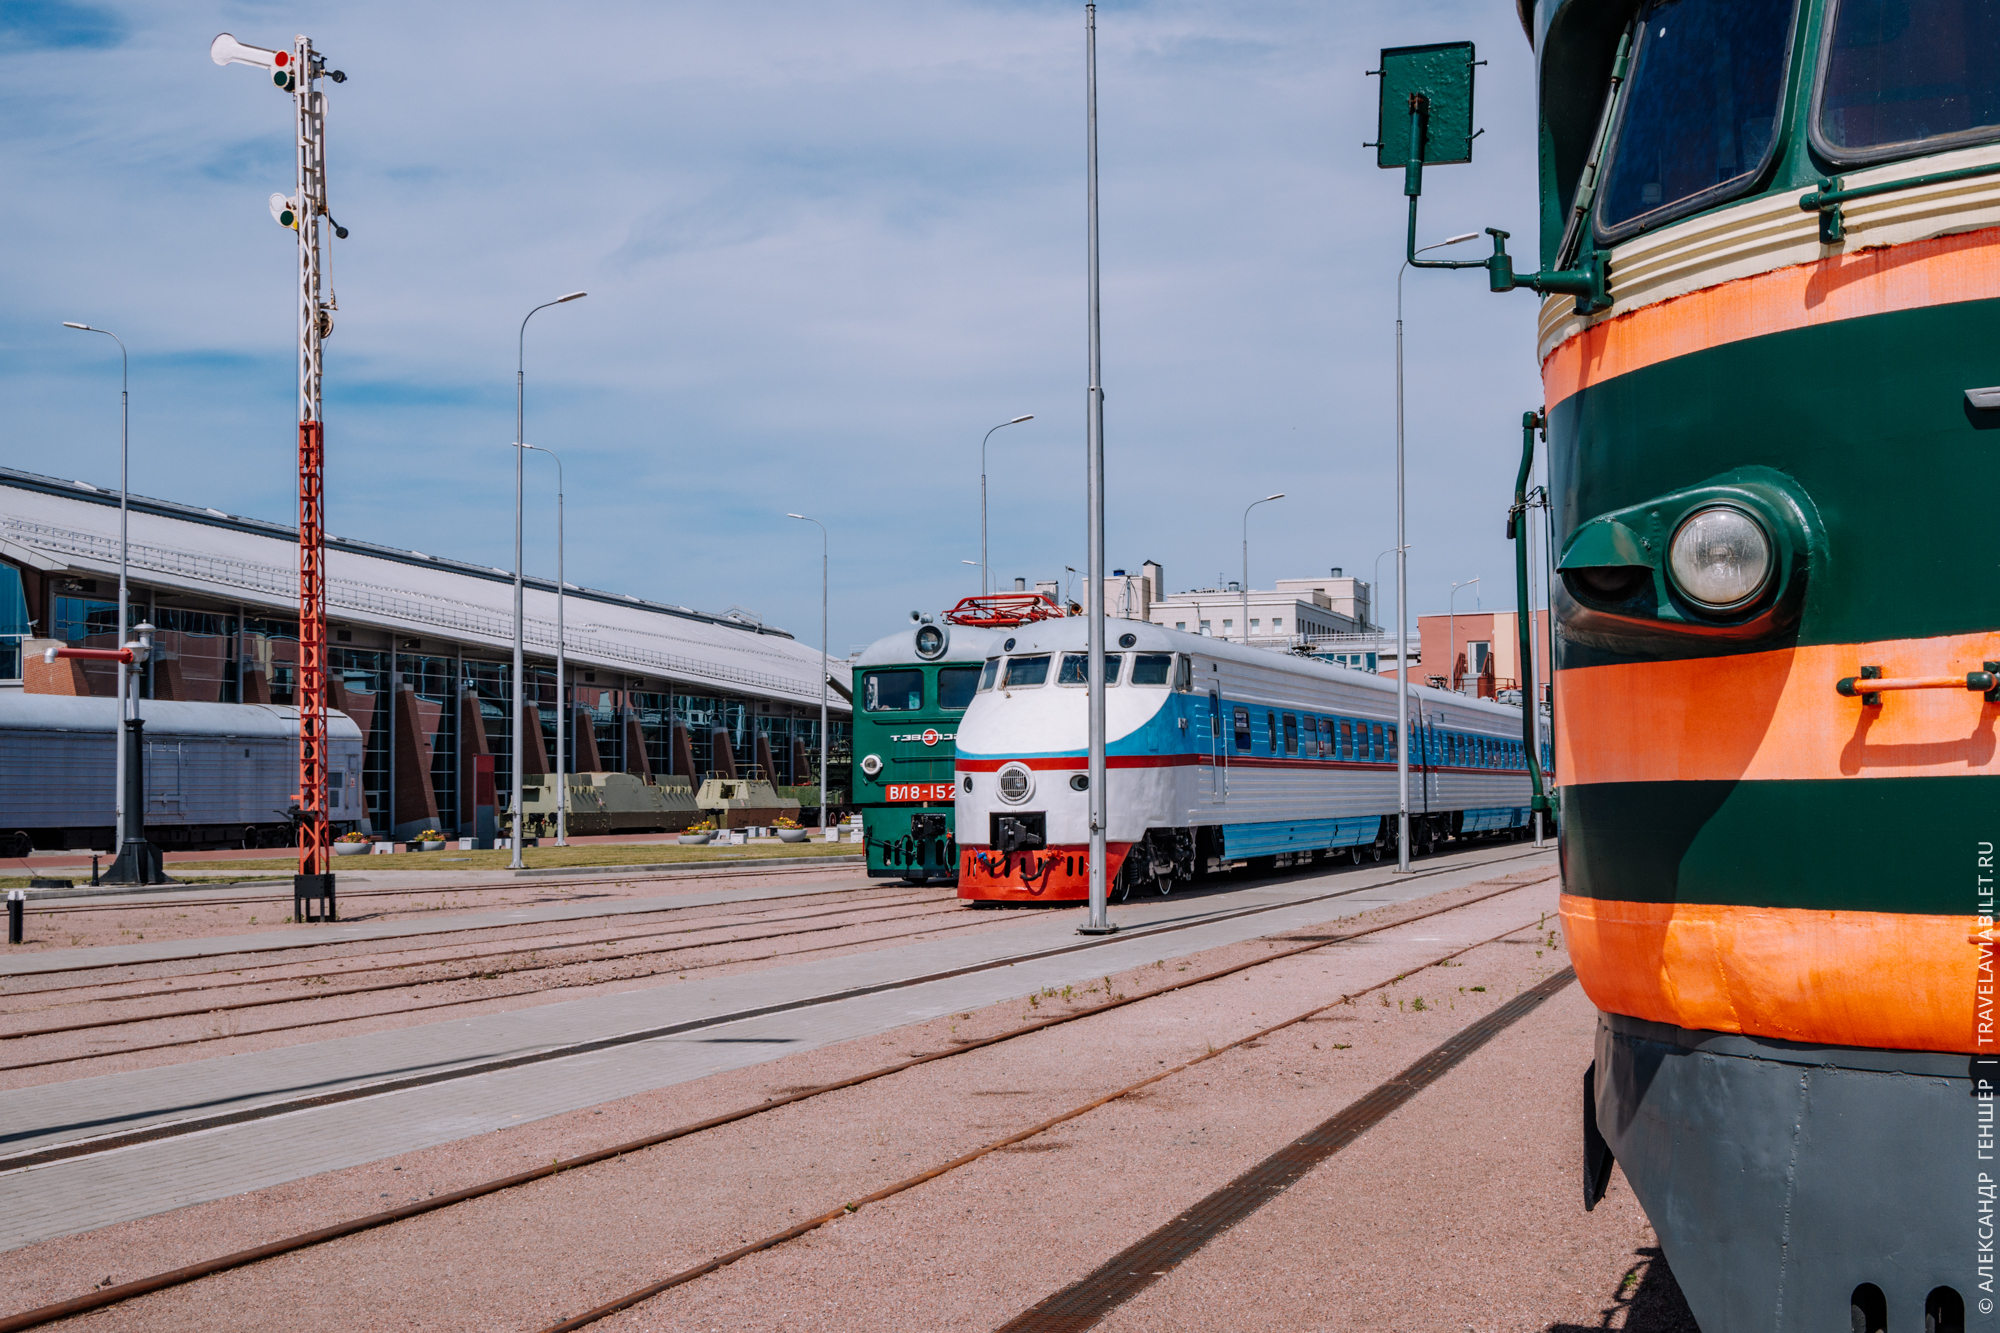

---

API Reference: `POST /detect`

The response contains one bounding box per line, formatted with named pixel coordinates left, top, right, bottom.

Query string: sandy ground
left=4, top=861, right=1696, bottom=1332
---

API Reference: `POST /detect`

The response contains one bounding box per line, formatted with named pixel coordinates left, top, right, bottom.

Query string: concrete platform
left=0, top=844, right=1553, bottom=1250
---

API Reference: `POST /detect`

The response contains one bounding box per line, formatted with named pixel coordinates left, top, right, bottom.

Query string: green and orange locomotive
left=1386, top=3, right=2000, bottom=1327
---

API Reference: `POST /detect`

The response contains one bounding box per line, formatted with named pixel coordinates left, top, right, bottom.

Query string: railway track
left=8, top=855, right=868, bottom=916
left=0, top=898, right=991, bottom=1074
left=0, top=853, right=1558, bottom=1332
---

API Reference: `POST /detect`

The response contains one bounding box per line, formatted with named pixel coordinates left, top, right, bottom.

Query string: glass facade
left=7, top=566, right=845, bottom=836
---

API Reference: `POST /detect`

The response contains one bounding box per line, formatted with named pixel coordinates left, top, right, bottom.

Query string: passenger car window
left=1318, top=718, right=1333, bottom=757
left=863, top=669, right=923, bottom=712
left=1267, top=712, right=1278, bottom=751
left=937, top=666, right=981, bottom=711
left=1598, top=0, right=1797, bottom=238
left=1340, top=720, right=1355, bottom=760
left=1003, top=655, right=1051, bottom=688
left=1818, top=0, right=2000, bottom=159
left=1233, top=706, right=1252, bottom=752
left=1283, top=714, right=1299, bottom=756
left=977, top=658, right=999, bottom=692
left=1370, top=724, right=1384, bottom=761
left=1130, top=653, right=1173, bottom=685
left=1057, top=653, right=1122, bottom=686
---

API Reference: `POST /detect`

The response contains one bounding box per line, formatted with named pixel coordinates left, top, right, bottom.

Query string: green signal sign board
left=1374, top=41, right=1477, bottom=170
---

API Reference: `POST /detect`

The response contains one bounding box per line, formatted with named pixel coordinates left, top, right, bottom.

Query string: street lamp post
left=1240, top=493, right=1284, bottom=645
left=62, top=323, right=131, bottom=851
left=1449, top=577, right=1481, bottom=693
left=510, top=291, right=585, bottom=870
left=1080, top=1, right=1114, bottom=936
left=1394, top=230, right=1478, bottom=873
left=979, top=415, right=1033, bottom=597
left=523, top=444, right=568, bottom=845
left=788, top=514, right=830, bottom=835
left=1370, top=545, right=1407, bottom=634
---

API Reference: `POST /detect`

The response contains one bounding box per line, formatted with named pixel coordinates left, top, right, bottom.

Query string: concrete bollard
left=7, top=889, right=23, bottom=946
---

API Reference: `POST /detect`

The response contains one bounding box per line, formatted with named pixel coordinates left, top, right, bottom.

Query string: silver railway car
left=955, top=620, right=1545, bottom=902
left=0, top=695, right=365, bottom=856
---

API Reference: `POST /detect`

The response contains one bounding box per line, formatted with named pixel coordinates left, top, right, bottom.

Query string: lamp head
left=62, top=322, right=89, bottom=330
left=787, top=513, right=806, bottom=520
left=1009, top=414, right=1033, bottom=424
left=1265, top=492, right=1285, bottom=501
left=557, top=291, right=587, bottom=303
left=1443, top=232, right=1480, bottom=245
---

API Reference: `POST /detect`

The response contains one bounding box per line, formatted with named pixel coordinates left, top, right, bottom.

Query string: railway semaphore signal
left=211, top=32, right=349, bottom=919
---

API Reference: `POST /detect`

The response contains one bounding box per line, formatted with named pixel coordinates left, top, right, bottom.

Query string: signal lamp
left=269, top=193, right=299, bottom=230
left=1668, top=506, right=1771, bottom=611
left=859, top=754, right=883, bottom=778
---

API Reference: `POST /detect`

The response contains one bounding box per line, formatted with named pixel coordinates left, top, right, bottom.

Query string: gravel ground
left=0, top=862, right=1693, bottom=1333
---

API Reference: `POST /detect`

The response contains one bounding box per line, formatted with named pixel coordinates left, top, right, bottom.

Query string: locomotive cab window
left=1002, top=654, right=1051, bottom=688
left=1130, top=653, right=1173, bottom=686
left=1596, top=0, right=1798, bottom=241
left=977, top=658, right=1000, bottom=692
left=1057, top=653, right=1122, bottom=686
left=937, top=665, right=981, bottom=711
left=864, top=669, right=923, bottom=712
left=1816, top=0, right=2000, bottom=162
left=1174, top=654, right=1193, bottom=691
left=1233, top=706, right=1252, bottom=752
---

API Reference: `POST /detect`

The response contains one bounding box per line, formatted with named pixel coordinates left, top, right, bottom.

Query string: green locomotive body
left=850, top=617, right=1010, bottom=883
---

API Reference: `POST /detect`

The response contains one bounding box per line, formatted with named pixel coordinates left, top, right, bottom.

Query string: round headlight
left=997, top=763, right=1033, bottom=804
left=961, top=774, right=973, bottom=793
left=1668, top=506, right=1771, bottom=610
left=859, top=753, right=883, bottom=777
left=915, top=624, right=946, bottom=659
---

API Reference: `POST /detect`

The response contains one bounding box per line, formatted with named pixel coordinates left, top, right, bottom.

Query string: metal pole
left=1241, top=494, right=1283, bottom=645
left=526, top=444, right=567, bottom=845
left=510, top=293, right=584, bottom=867
left=980, top=416, right=1033, bottom=598
left=788, top=514, right=830, bottom=834
left=1080, top=2, right=1113, bottom=936
left=63, top=324, right=129, bottom=850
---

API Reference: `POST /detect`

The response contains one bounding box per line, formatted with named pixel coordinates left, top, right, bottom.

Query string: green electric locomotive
left=1381, top=3, right=1999, bottom=1328
left=850, top=602, right=1033, bottom=882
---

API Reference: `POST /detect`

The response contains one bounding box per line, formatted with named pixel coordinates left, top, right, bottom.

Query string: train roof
left=0, top=694, right=365, bottom=740
left=979, top=617, right=1525, bottom=720
left=852, top=621, right=1013, bottom=670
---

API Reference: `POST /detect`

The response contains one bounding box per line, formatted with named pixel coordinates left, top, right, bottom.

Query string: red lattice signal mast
left=212, top=33, right=348, bottom=899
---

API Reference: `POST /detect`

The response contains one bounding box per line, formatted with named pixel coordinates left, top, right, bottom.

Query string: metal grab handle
left=43, top=646, right=134, bottom=664
left=1837, top=662, right=2000, bottom=706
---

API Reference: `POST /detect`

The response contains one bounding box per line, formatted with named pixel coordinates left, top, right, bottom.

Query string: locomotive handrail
left=1800, top=160, right=2000, bottom=244
left=1837, top=662, right=2000, bottom=706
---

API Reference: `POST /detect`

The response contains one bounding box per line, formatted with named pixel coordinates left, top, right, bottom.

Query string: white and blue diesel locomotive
left=954, top=620, right=1542, bottom=902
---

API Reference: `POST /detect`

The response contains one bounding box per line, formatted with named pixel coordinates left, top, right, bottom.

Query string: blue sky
left=1, top=0, right=1548, bottom=656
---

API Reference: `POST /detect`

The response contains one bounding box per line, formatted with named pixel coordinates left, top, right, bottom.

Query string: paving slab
left=0, top=844, right=1553, bottom=1249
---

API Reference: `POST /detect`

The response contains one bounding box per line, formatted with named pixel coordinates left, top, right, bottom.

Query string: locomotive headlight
left=1668, top=506, right=1772, bottom=611
left=914, top=624, right=947, bottom=660
left=860, top=753, right=883, bottom=778
left=996, top=762, right=1033, bottom=804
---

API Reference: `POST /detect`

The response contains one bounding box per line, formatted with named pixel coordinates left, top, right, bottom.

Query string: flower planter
left=777, top=828, right=810, bottom=843
left=334, top=843, right=370, bottom=857
left=418, top=841, right=446, bottom=852
left=678, top=831, right=713, bottom=845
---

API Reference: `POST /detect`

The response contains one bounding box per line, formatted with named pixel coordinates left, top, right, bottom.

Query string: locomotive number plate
left=885, top=782, right=956, bottom=803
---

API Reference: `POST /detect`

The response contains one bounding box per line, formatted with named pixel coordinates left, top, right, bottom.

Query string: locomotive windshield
left=1002, top=654, right=1051, bottom=688
left=1817, top=0, right=2000, bottom=159
left=1597, top=0, right=1796, bottom=238
left=863, top=669, right=923, bottom=711
left=937, top=665, right=981, bottom=710
left=1057, top=653, right=1122, bottom=685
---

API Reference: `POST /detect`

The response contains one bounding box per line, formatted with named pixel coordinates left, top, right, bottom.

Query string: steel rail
left=0, top=904, right=986, bottom=1062
left=0, top=870, right=1553, bottom=1333
left=3, top=892, right=954, bottom=1005
left=0, top=846, right=1545, bottom=1172
left=540, top=918, right=1568, bottom=1332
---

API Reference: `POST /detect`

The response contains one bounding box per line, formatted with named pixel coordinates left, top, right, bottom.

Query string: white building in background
left=1145, top=566, right=1371, bottom=646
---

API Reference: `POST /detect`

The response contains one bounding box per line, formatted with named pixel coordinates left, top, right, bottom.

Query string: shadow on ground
left=1548, top=1247, right=1701, bottom=1332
